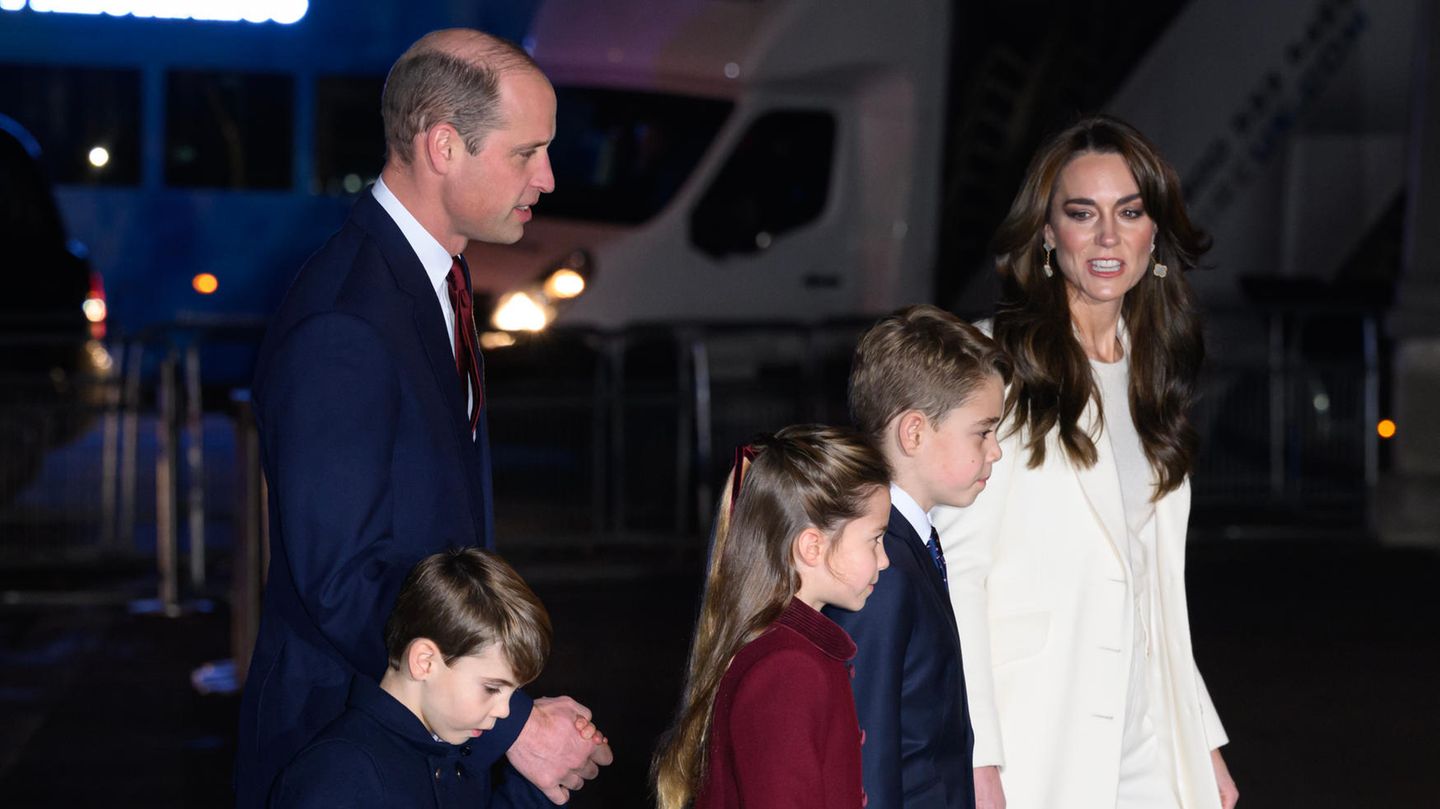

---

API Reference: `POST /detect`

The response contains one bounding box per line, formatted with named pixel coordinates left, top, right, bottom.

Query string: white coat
left=932, top=396, right=1228, bottom=809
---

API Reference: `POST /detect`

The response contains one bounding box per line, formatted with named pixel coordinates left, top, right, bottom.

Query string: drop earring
left=1152, top=244, right=1168, bottom=278
left=1042, top=243, right=1054, bottom=278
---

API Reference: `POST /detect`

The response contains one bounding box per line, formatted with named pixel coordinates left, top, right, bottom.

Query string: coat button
left=455, top=765, right=464, bottom=779
left=460, top=745, right=471, bottom=756
left=433, top=767, right=442, bottom=781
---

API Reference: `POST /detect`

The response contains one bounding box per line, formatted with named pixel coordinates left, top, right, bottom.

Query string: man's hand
left=1212, top=748, right=1238, bottom=809
left=507, top=696, right=614, bottom=804
left=974, top=765, right=1006, bottom=809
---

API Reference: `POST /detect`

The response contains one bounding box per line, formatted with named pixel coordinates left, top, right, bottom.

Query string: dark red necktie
left=446, top=257, right=483, bottom=432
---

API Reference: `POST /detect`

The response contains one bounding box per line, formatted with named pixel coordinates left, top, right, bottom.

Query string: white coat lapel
left=1072, top=398, right=1129, bottom=566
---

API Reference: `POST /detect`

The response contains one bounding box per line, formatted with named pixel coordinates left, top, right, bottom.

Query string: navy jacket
left=825, top=505, right=976, bottom=809
left=236, top=191, right=531, bottom=807
left=270, top=676, right=548, bottom=809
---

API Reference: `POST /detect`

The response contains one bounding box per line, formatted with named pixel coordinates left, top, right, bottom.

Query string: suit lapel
left=350, top=194, right=485, bottom=538
left=1072, top=399, right=1129, bottom=567
left=887, top=507, right=959, bottom=634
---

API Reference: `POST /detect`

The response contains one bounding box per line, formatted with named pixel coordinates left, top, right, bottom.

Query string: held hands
left=508, top=696, right=614, bottom=804
left=974, top=765, right=1006, bottom=809
left=1211, top=748, right=1239, bottom=809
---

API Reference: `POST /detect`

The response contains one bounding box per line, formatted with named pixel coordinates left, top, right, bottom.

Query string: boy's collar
left=889, top=483, right=932, bottom=542
left=347, top=675, right=470, bottom=758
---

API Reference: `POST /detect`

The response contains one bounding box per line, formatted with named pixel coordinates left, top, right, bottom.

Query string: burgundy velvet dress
left=695, top=597, right=866, bottom=809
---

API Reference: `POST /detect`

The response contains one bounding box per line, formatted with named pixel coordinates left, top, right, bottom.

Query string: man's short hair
left=849, top=305, right=1013, bottom=442
left=381, top=31, right=542, bottom=163
left=384, top=548, right=551, bottom=684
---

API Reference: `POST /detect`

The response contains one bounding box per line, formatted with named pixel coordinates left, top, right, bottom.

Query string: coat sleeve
left=932, top=431, right=1018, bottom=770
left=827, top=546, right=914, bottom=806
left=1194, top=664, right=1229, bottom=749
left=491, top=760, right=553, bottom=809
left=260, top=312, right=408, bottom=678
left=726, top=649, right=837, bottom=809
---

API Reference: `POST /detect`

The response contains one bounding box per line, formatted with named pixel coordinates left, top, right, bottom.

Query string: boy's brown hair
left=849, top=305, right=1012, bottom=444
left=384, top=548, right=551, bottom=684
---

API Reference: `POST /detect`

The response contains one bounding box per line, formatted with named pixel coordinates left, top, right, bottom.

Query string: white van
left=465, top=0, right=950, bottom=333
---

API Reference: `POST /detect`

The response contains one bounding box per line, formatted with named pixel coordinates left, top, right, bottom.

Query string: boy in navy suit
left=271, top=549, right=599, bottom=808
left=826, top=305, right=1010, bottom=809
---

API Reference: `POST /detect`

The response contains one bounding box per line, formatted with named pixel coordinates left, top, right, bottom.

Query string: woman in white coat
left=933, top=116, right=1239, bottom=809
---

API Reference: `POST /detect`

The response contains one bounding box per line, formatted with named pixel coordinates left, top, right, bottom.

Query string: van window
left=541, top=87, right=732, bottom=225
left=166, top=69, right=294, bottom=189
left=689, top=110, right=835, bottom=258
left=0, top=63, right=141, bottom=186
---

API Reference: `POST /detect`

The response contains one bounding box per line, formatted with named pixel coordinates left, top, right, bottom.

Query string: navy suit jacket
left=270, top=677, right=547, bottom=809
left=826, top=505, right=976, bottom=809
left=236, top=191, right=532, bottom=807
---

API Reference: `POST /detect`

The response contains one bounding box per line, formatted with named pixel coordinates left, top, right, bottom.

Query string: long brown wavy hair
left=991, top=115, right=1208, bottom=497
left=651, top=425, right=890, bottom=809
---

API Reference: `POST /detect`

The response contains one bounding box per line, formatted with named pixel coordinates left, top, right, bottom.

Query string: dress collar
left=777, top=597, right=857, bottom=661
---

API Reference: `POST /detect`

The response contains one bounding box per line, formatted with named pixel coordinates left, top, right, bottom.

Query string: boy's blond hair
left=849, top=305, right=1012, bottom=444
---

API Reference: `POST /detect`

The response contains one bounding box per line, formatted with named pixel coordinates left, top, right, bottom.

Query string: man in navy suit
left=236, top=29, right=610, bottom=808
left=826, top=306, right=1010, bottom=808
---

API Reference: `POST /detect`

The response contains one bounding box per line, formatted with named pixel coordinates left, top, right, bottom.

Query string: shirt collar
left=891, top=483, right=933, bottom=542
left=777, top=597, right=856, bottom=661
left=372, top=176, right=455, bottom=296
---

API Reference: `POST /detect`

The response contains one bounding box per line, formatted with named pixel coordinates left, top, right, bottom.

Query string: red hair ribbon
left=728, top=444, right=759, bottom=519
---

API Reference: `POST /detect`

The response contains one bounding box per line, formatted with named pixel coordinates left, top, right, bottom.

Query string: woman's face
left=1042, top=151, right=1157, bottom=313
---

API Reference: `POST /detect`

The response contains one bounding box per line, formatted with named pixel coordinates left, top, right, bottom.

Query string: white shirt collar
left=372, top=176, right=455, bottom=294
left=889, top=483, right=933, bottom=542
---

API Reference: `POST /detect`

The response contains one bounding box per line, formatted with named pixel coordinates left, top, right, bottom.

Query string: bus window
left=315, top=74, right=385, bottom=195
left=165, top=69, right=293, bottom=189
left=689, top=110, right=835, bottom=259
left=0, top=63, right=141, bottom=186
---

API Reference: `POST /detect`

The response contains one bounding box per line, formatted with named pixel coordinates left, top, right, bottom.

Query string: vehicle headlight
left=488, top=250, right=593, bottom=335
left=492, top=290, right=553, bottom=332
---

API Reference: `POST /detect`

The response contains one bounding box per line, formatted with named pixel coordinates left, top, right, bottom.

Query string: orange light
left=1377, top=419, right=1397, bottom=439
left=192, top=273, right=219, bottom=294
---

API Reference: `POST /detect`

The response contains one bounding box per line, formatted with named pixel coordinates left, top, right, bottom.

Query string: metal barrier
left=3, top=305, right=1384, bottom=620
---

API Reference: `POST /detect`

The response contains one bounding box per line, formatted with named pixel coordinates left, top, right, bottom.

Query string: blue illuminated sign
left=0, top=0, right=309, bottom=24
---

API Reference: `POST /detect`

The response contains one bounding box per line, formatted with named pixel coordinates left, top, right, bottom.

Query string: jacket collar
left=347, top=675, right=470, bottom=761
left=777, top=597, right=857, bottom=662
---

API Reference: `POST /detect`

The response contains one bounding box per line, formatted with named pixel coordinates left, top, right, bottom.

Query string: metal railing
left=2, top=306, right=1384, bottom=675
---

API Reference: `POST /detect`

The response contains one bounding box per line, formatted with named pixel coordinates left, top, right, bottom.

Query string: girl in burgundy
left=653, top=424, right=893, bottom=809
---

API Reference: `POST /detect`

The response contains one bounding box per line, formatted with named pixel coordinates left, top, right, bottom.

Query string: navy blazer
left=236, top=192, right=531, bottom=807
left=825, top=505, right=976, bottom=809
left=270, top=676, right=548, bottom=809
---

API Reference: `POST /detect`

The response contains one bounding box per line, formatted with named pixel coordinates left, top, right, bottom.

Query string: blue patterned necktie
left=927, top=526, right=948, bottom=587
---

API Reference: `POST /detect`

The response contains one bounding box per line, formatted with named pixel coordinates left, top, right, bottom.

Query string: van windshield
left=540, top=86, right=733, bottom=225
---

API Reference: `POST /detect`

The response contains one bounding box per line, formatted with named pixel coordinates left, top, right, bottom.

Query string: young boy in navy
left=826, top=305, right=1011, bottom=809
left=270, top=549, right=597, bottom=808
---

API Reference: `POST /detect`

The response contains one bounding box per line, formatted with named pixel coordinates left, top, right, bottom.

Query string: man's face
left=442, top=68, right=556, bottom=245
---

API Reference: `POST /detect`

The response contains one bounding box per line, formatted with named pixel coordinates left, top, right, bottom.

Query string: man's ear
left=896, top=410, right=928, bottom=456
left=406, top=638, right=443, bottom=681
left=792, top=526, right=827, bottom=569
left=422, top=124, right=460, bottom=174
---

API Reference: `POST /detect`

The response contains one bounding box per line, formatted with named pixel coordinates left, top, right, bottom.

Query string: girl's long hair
left=991, top=114, right=1209, bottom=497
left=651, top=424, right=890, bottom=809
